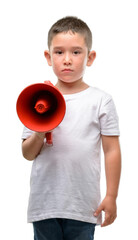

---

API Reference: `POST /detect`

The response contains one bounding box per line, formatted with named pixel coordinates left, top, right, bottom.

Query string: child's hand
left=35, top=131, right=53, bottom=146
left=35, top=132, right=46, bottom=139
left=94, top=195, right=117, bottom=227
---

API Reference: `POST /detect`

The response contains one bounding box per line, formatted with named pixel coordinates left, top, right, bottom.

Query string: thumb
left=94, top=204, right=103, bottom=217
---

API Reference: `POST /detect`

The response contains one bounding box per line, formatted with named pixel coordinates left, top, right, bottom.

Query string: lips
left=62, top=69, right=73, bottom=72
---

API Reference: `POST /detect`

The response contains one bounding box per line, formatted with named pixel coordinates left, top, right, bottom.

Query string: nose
left=63, top=52, right=72, bottom=65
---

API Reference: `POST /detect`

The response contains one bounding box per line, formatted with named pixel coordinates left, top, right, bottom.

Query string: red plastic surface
left=16, top=81, right=66, bottom=133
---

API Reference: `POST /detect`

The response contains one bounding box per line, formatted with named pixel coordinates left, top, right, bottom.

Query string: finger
left=94, top=204, right=103, bottom=217
left=101, top=214, right=116, bottom=227
left=101, top=215, right=111, bottom=227
left=35, top=132, right=46, bottom=139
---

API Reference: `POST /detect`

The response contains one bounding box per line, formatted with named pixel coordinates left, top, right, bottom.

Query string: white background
left=0, top=0, right=138, bottom=239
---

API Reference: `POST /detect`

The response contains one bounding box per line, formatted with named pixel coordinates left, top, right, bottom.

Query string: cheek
left=76, top=58, right=87, bottom=72
left=77, top=54, right=87, bottom=65
left=51, top=58, right=60, bottom=72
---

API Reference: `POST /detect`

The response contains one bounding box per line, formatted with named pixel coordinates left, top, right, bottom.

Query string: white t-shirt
left=22, top=86, right=120, bottom=224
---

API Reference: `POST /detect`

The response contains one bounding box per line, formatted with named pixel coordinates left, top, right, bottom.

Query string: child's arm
left=22, top=132, right=45, bottom=161
left=94, top=135, right=121, bottom=227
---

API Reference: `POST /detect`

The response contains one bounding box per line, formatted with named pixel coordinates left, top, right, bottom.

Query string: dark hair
left=48, top=16, right=92, bottom=51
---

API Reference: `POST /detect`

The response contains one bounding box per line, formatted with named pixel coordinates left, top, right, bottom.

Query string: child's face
left=45, top=31, right=96, bottom=84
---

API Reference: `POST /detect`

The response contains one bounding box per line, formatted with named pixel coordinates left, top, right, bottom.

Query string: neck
left=55, top=79, right=89, bottom=95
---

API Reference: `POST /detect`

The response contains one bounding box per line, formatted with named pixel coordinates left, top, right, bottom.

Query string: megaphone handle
left=45, top=132, right=53, bottom=146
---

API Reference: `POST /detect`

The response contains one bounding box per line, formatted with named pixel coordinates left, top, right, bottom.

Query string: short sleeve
left=21, top=126, right=34, bottom=140
left=99, top=96, right=120, bottom=136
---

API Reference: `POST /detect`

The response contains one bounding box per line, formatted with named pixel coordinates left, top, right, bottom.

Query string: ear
left=44, top=50, right=52, bottom=66
left=86, top=50, right=96, bottom=67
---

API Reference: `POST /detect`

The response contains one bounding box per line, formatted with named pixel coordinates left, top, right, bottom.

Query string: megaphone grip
left=45, top=132, right=53, bottom=146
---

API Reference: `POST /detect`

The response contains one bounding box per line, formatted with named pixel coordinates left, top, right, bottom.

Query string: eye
left=55, top=51, right=63, bottom=55
left=73, top=51, right=81, bottom=55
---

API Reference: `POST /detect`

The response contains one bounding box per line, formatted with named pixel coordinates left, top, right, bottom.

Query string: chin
left=58, top=76, right=82, bottom=84
left=60, top=80, right=78, bottom=84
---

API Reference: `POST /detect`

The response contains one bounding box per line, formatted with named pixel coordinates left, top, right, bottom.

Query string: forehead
left=50, top=31, right=86, bottom=49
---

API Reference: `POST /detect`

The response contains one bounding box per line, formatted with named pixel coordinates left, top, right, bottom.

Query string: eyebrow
left=53, top=46, right=83, bottom=50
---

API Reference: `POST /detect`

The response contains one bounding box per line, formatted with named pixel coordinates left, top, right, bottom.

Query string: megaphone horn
left=16, top=81, right=66, bottom=145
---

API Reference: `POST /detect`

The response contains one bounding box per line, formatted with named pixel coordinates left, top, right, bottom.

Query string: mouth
left=62, top=69, right=73, bottom=72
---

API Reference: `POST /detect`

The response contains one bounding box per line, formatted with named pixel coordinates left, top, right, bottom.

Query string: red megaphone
left=16, top=81, right=66, bottom=145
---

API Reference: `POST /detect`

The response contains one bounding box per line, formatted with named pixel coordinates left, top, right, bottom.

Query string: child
left=22, top=16, right=121, bottom=240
